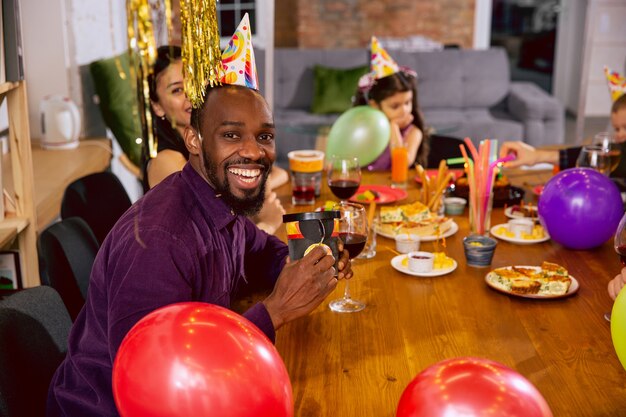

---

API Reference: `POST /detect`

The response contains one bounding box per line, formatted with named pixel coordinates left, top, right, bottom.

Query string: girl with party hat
left=353, top=37, right=430, bottom=171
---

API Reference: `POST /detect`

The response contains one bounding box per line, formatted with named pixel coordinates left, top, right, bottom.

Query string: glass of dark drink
left=328, top=202, right=368, bottom=313
left=608, top=213, right=626, bottom=322
left=327, top=156, right=361, bottom=202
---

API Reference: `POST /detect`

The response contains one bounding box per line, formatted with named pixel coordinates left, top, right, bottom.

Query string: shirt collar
left=181, top=163, right=237, bottom=230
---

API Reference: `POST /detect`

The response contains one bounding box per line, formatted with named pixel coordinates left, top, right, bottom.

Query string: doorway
left=490, top=0, right=560, bottom=93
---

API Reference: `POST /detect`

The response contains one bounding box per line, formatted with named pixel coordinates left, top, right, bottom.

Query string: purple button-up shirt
left=47, top=163, right=288, bottom=417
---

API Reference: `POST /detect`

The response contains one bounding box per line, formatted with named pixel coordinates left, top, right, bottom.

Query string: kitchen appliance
left=40, top=95, right=81, bottom=150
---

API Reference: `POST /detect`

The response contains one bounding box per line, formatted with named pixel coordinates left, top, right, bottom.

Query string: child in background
left=353, top=37, right=429, bottom=171
left=500, top=82, right=626, bottom=175
left=145, top=45, right=287, bottom=234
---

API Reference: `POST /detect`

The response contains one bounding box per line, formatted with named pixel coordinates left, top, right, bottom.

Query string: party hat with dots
left=370, top=36, right=400, bottom=80
left=220, top=13, right=259, bottom=90
left=605, top=66, right=626, bottom=102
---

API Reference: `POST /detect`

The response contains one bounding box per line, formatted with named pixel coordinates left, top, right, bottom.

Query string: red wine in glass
left=329, top=179, right=360, bottom=200
left=618, top=244, right=626, bottom=266
left=339, top=232, right=367, bottom=259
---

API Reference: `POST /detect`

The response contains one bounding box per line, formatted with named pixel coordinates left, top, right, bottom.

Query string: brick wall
left=276, top=0, right=475, bottom=49
left=170, top=0, right=475, bottom=49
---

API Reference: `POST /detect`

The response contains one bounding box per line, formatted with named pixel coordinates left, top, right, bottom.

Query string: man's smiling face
left=189, top=86, right=276, bottom=216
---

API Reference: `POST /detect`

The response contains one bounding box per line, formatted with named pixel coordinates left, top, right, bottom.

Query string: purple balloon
left=538, top=168, right=623, bottom=250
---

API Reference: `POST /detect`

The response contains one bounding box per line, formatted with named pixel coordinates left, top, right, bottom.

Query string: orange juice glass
left=391, top=144, right=408, bottom=188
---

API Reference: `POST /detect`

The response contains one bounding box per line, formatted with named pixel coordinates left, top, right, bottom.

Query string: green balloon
left=325, top=106, right=390, bottom=166
left=612, top=288, right=626, bottom=370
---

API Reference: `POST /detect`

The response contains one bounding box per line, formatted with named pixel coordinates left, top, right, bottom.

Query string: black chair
left=0, top=286, right=72, bottom=417
left=427, top=134, right=471, bottom=169
left=38, top=217, right=99, bottom=321
left=60, top=171, right=132, bottom=245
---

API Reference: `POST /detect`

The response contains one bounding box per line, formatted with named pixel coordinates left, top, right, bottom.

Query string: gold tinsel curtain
left=126, top=0, right=222, bottom=164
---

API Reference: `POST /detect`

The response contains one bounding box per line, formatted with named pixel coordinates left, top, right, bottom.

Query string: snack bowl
left=407, top=251, right=435, bottom=273
left=507, top=218, right=534, bottom=238
left=463, top=235, right=497, bottom=267
left=443, top=197, right=467, bottom=215
left=395, top=233, right=420, bottom=254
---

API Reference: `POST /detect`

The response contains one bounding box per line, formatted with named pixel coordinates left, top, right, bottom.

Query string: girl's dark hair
left=353, top=71, right=430, bottom=167
left=148, top=45, right=182, bottom=103
left=142, top=45, right=185, bottom=192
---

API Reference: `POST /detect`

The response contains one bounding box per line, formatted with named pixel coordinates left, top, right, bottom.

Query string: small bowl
left=507, top=218, right=534, bottom=238
left=444, top=197, right=467, bottom=216
left=463, top=235, right=497, bottom=267
left=407, top=251, right=435, bottom=273
left=395, top=233, right=420, bottom=254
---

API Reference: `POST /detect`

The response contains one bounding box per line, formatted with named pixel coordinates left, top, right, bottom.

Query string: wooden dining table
left=267, top=168, right=626, bottom=417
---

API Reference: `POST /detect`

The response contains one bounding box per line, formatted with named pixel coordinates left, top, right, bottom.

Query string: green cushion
left=90, top=53, right=143, bottom=167
left=311, top=64, right=370, bottom=114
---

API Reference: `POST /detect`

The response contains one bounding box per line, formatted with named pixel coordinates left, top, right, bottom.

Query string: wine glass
left=609, top=213, right=626, bottom=322
left=329, top=202, right=368, bottom=313
left=593, top=132, right=622, bottom=174
left=576, top=145, right=612, bottom=176
left=327, top=156, right=361, bottom=203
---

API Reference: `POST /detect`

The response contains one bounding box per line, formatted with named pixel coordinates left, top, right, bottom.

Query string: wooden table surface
left=271, top=169, right=626, bottom=417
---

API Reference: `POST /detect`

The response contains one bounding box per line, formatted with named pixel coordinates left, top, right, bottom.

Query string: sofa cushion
left=274, top=49, right=368, bottom=111
left=90, top=53, right=143, bottom=167
left=394, top=48, right=510, bottom=110
left=311, top=64, right=369, bottom=114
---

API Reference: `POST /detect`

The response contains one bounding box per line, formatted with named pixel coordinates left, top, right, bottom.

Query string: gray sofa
left=256, top=47, right=564, bottom=168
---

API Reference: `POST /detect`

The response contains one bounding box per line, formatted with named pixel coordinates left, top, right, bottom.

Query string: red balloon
left=113, top=302, right=293, bottom=417
left=397, top=357, right=553, bottom=417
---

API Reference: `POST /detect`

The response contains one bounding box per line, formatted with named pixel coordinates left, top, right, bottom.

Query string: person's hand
left=608, top=267, right=626, bottom=300
left=391, top=113, right=414, bottom=131
left=263, top=246, right=339, bottom=329
left=499, top=141, right=557, bottom=168
left=335, top=238, right=353, bottom=281
left=254, top=192, right=286, bottom=234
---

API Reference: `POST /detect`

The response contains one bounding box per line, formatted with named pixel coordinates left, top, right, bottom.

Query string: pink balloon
left=113, top=302, right=293, bottom=417
left=397, top=357, right=553, bottom=417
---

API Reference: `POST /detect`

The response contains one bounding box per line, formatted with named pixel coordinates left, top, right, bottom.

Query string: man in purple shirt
left=46, top=84, right=352, bottom=417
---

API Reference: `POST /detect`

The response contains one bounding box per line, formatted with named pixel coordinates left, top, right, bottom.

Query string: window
left=217, top=0, right=271, bottom=48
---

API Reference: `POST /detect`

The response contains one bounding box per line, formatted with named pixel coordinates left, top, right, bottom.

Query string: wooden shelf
left=0, top=80, right=38, bottom=287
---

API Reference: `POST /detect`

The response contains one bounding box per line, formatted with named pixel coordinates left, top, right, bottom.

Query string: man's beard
left=203, top=150, right=271, bottom=217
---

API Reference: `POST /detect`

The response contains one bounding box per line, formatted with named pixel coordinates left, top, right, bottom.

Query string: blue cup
left=463, top=235, right=497, bottom=267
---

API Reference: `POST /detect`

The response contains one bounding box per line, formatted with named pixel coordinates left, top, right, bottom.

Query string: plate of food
left=485, top=262, right=579, bottom=299
left=490, top=223, right=549, bottom=244
left=349, top=185, right=408, bottom=204
left=375, top=201, right=459, bottom=241
left=391, top=252, right=457, bottom=277
left=504, top=204, right=538, bottom=219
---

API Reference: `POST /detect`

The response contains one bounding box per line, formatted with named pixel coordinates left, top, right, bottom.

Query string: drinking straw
left=459, top=145, right=477, bottom=232
left=446, top=157, right=466, bottom=165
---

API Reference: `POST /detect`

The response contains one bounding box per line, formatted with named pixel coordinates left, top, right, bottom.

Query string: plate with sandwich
left=375, top=201, right=458, bottom=242
left=485, top=262, right=579, bottom=299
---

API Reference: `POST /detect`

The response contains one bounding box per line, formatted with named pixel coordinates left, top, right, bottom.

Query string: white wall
left=553, top=0, right=587, bottom=115
left=21, top=0, right=71, bottom=139
left=580, top=0, right=626, bottom=117
left=20, top=0, right=127, bottom=138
